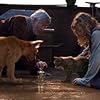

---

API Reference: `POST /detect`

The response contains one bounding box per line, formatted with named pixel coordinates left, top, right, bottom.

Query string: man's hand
left=36, top=61, right=48, bottom=70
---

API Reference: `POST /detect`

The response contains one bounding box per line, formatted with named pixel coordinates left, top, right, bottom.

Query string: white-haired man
left=0, top=9, right=51, bottom=75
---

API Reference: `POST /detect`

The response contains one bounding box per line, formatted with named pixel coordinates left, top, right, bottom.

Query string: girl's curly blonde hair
left=71, top=12, right=98, bottom=48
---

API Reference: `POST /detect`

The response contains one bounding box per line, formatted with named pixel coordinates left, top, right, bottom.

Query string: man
left=0, top=9, right=51, bottom=75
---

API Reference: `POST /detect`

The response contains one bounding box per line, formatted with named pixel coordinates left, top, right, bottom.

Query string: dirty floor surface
left=0, top=67, right=100, bottom=100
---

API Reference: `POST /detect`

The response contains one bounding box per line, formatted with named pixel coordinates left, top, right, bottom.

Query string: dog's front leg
left=7, top=63, right=22, bottom=83
left=7, top=63, right=16, bottom=82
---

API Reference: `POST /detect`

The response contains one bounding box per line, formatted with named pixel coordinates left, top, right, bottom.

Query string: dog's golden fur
left=0, top=36, right=43, bottom=82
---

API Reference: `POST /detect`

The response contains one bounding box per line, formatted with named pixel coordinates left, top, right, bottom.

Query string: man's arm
left=6, top=15, right=29, bottom=40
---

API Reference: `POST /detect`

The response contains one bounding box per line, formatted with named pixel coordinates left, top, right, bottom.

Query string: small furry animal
left=0, top=36, right=43, bottom=82
left=54, top=56, right=88, bottom=82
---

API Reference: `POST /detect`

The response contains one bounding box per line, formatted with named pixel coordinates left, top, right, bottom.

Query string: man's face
left=35, top=20, right=49, bottom=35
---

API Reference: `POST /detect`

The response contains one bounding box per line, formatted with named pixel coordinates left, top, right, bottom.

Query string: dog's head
left=23, top=40, right=43, bottom=61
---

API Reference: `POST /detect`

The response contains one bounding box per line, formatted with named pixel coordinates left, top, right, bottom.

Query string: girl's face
left=75, top=26, right=85, bottom=37
left=74, top=26, right=89, bottom=48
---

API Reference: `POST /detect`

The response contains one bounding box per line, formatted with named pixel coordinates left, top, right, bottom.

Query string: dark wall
left=51, top=7, right=80, bottom=57
left=47, top=6, right=92, bottom=57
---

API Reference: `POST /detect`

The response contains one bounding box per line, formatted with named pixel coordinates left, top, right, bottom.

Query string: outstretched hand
left=72, top=78, right=85, bottom=86
left=36, top=61, right=48, bottom=70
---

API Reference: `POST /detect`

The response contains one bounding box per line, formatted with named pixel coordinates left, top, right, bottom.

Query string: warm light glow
left=0, top=0, right=100, bottom=7
left=76, top=0, right=100, bottom=7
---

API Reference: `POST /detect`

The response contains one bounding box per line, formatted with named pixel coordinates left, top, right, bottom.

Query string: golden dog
left=0, top=36, right=43, bottom=82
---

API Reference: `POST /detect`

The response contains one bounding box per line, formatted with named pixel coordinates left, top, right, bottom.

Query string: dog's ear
left=54, top=56, right=60, bottom=59
left=30, top=40, right=43, bottom=49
